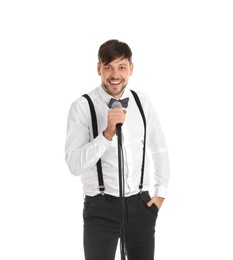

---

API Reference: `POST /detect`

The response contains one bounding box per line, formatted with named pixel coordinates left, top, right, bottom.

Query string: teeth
left=110, top=81, right=121, bottom=84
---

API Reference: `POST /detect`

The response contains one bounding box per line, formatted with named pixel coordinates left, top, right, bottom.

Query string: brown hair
left=98, top=39, right=132, bottom=65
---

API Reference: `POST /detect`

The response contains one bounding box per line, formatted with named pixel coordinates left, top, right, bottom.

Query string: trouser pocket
left=140, top=191, right=159, bottom=216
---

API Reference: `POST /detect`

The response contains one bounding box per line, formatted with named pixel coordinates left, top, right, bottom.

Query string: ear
left=129, top=63, right=134, bottom=76
left=97, top=62, right=101, bottom=75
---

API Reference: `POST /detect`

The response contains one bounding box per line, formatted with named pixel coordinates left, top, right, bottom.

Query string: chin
left=102, top=83, right=127, bottom=96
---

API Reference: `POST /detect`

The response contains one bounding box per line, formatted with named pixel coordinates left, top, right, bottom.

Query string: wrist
left=103, top=130, right=114, bottom=141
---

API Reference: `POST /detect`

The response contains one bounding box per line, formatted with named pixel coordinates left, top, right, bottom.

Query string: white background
left=1, top=0, right=233, bottom=259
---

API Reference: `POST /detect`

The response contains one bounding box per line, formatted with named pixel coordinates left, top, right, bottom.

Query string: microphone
left=110, top=100, right=123, bottom=133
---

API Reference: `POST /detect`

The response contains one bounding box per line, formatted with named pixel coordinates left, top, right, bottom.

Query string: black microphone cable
left=119, top=136, right=126, bottom=259
left=111, top=100, right=127, bottom=259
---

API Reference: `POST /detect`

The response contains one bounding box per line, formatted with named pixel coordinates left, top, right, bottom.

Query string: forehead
left=104, top=57, right=130, bottom=66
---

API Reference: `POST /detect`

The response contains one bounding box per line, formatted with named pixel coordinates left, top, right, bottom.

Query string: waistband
left=85, top=191, right=149, bottom=202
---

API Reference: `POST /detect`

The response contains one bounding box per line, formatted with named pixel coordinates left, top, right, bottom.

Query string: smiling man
left=65, top=39, right=170, bottom=260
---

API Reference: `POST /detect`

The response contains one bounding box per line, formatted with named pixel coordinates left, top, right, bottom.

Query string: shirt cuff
left=93, top=132, right=112, bottom=148
left=153, top=185, right=168, bottom=198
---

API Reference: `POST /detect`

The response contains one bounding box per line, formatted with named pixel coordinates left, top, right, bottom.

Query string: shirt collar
left=97, top=85, right=131, bottom=107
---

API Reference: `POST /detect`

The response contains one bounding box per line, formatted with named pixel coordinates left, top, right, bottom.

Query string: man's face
left=97, top=57, right=134, bottom=99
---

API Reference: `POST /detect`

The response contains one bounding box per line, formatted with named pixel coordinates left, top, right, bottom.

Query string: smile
left=109, top=80, right=122, bottom=85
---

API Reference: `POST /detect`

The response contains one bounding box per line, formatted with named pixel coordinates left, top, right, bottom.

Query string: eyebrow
left=104, top=63, right=128, bottom=67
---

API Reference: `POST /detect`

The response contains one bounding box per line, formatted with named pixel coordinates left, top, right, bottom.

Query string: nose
left=110, top=68, right=120, bottom=79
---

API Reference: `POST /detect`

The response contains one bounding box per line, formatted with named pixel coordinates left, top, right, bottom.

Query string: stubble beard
left=102, top=82, right=127, bottom=97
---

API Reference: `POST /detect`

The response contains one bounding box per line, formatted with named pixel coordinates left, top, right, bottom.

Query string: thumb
left=147, top=199, right=153, bottom=207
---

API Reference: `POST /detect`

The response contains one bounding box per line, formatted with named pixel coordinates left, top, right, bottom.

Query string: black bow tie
left=109, top=97, right=129, bottom=108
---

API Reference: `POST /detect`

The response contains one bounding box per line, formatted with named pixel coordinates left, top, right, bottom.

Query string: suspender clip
left=99, top=185, right=105, bottom=195
left=139, top=183, right=143, bottom=193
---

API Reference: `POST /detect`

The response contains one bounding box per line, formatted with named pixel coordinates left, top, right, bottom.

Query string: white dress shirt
left=65, top=86, right=170, bottom=198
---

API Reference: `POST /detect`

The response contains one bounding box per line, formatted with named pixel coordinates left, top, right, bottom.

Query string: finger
left=147, top=199, right=153, bottom=207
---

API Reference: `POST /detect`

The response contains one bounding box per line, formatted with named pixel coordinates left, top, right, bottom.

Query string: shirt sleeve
left=146, top=98, right=170, bottom=198
left=65, top=99, right=111, bottom=176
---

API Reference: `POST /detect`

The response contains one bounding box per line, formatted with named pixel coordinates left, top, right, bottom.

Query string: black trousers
left=83, top=191, right=158, bottom=260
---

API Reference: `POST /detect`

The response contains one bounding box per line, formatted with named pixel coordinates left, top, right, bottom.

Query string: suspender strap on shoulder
left=130, top=90, right=147, bottom=191
left=82, top=94, right=105, bottom=193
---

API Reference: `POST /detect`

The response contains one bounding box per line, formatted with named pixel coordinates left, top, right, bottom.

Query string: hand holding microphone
left=103, top=99, right=127, bottom=141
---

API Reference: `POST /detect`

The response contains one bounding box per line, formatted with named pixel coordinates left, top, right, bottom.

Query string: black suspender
left=82, top=90, right=146, bottom=193
left=130, top=90, right=147, bottom=190
left=82, top=94, right=105, bottom=193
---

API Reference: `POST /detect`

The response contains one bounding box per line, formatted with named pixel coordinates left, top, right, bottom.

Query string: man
left=65, top=39, right=170, bottom=260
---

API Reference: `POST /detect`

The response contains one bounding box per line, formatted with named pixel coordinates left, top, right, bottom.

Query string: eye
left=104, top=66, right=111, bottom=71
left=119, top=66, right=126, bottom=70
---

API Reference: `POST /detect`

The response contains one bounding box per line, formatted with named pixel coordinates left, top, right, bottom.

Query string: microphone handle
left=116, top=123, right=122, bottom=138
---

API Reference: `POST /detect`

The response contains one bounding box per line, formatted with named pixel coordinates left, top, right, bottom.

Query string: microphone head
left=111, top=100, right=122, bottom=109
